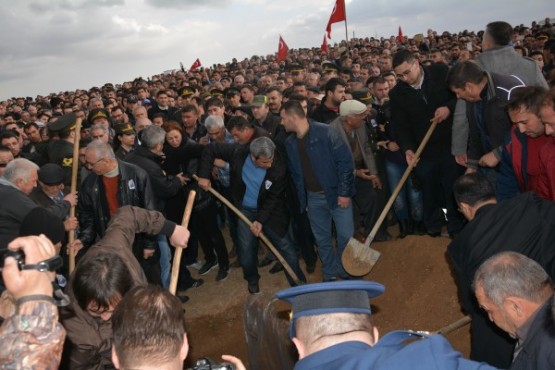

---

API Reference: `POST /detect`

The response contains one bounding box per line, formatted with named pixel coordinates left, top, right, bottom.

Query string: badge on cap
left=62, top=157, right=73, bottom=167
left=128, top=179, right=136, bottom=190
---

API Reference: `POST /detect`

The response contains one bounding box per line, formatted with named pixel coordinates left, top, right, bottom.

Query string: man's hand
left=68, top=239, right=84, bottom=255
left=63, top=216, right=78, bottom=232
left=198, top=135, right=209, bottom=145
left=3, top=235, right=56, bottom=300
left=169, top=225, right=190, bottom=248
left=369, top=175, right=382, bottom=189
left=176, top=173, right=189, bottom=186
left=455, top=154, right=468, bottom=167
left=337, top=196, right=350, bottom=208
left=63, top=191, right=78, bottom=207
left=356, top=169, right=373, bottom=181
left=213, top=159, right=227, bottom=169
left=221, top=355, right=246, bottom=370
left=405, top=150, right=418, bottom=166
left=479, top=151, right=500, bottom=168
left=433, top=106, right=450, bottom=123
left=197, top=177, right=211, bottom=191
left=386, top=141, right=400, bottom=152
left=250, top=221, right=263, bottom=237
left=143, top=249, right=155, bottom=260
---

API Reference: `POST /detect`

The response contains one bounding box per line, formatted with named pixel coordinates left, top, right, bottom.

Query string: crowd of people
left=1, top=15, right=555, bottom=370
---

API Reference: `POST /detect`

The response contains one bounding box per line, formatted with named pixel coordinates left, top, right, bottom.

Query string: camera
left=0, top=249, right=25, bottom=271
left=186, top=358, right=235, bottom=370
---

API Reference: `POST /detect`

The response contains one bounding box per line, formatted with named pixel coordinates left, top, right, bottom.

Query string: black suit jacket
left=389, top=63, right=457, bottom=160
left=198, top=142, right=290, bottom=236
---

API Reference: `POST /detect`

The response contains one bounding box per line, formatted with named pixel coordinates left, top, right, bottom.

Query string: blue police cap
left=276, top=281, right=385, bottom=337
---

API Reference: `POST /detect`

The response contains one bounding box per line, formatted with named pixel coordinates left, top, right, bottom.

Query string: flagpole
left=343, top=0, right=349, bottom=49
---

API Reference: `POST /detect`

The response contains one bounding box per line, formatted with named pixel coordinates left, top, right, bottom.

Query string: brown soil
left=183, top=227, right=468, bottom=368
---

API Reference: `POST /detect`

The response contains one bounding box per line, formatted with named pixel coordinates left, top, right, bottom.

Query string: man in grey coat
left=330, top=100, right=386, bottom=241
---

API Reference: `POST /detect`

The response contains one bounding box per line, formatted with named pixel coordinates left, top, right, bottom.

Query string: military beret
left=114, top=123, right=136, bottom=136
left=289, top=64, right=305, bottom=74
left=352, top=88, right=373, bottom=104
left=87, top=108, right=110, bottom=124
left=178, top=86, right=195, bottom=97
left=38, top=163, right=65, bottom=185
left=48, top=112, right=78, bottom=132
left=276, top=281, right=385, bottom=337
left=321, top=60, right=339, bottom=72
left=210, top=88, right=224, bottom=97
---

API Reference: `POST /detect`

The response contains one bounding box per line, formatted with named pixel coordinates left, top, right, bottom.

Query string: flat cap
left=38, top=163, right=65, bottom=185
left=340, top=100, right=368, bottom=117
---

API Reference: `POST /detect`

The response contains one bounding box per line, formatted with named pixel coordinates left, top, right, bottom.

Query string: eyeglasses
left=84, top=158, right=104, bottom=169
left=397, top=61, right=416, bottom=79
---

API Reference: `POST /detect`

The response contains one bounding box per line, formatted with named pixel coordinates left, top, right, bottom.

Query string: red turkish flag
left=189, top=58, right=202, bottom=71
left=277, top=35, right=289, bottom=62
left=321, top=34, right=329, bottom=53
left=326, top=0, right=346, bottom=39
left=397, top=26, right=403, bottom=44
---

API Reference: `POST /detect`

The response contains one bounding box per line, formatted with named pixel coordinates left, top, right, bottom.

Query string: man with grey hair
left=76, top=141, right=155, bottom=259
left=474, top=252, right=555, bottom=369
left=205, top=115, right=238, bottom=257
left=90, top=123, right=110, bottom=144
left=0, top=158, right=77, bottom=247
left=125, top=125, right=194, bottom=290
left=198, top=136, right=306, bottom=294
left=0, top=158, right=77, bottom=291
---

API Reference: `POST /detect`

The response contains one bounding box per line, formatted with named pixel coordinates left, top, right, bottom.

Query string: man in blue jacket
left=276, top=281, right=498, bottom=370
left=280, top=100, right=355, bottom=282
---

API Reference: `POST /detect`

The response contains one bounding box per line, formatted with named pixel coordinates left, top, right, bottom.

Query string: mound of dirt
left=183, top=229, right=469, bottom=368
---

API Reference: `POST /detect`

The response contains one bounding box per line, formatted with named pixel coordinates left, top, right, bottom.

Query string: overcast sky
left=1, top=0, right=551, bottom=100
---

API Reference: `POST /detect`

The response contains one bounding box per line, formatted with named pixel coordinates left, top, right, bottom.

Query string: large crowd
left=1, top=16, right=555, bottom=370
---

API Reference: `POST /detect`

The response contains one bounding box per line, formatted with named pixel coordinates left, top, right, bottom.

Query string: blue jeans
left=385, top=160, right=423, bottom=221
left=157, top=234, right=172, bottom=289
left=237, top=207, right=306, bottom=286
left=306, top=192, right=354, bottom=280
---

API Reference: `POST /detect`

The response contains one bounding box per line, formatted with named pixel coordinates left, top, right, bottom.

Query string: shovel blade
left=342, top=237, right=381, bottom=276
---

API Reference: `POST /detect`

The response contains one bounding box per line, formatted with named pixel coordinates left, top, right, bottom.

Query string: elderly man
left=330, top=100, right=384, bottom=242
left=281, top=100, right=355, bottom=282
left=275, top=281, right=497, bottom=370
left=0, top=158, right=77, bottom=249
left=448, top=172, right=555, bottom=368
left=76, top=141, right=154, bottom=257
left=125, top=125, right=196, bottom=288
left=198, top=137, right=306, bottom=294
left=474, top=252, right=555, bottom=369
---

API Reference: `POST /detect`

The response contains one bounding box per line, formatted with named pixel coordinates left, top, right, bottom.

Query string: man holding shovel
left=197, top=136, right=306, bottom=294
left=390, top=49, right=464, bottom=237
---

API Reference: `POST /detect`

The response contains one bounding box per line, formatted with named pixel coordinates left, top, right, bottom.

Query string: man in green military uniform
left=47, top=112, right=79, bottom=191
